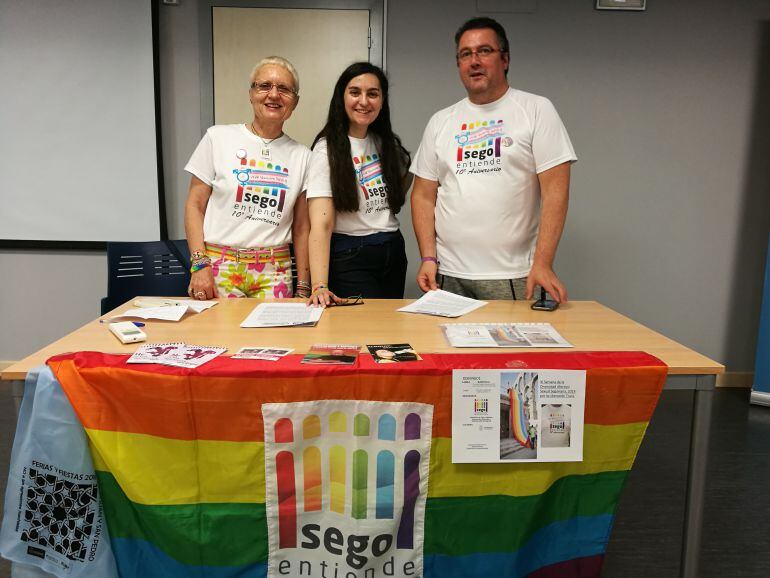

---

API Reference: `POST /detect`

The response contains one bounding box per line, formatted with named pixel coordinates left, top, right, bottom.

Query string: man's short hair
left=454, top=17, right=510, bottom=55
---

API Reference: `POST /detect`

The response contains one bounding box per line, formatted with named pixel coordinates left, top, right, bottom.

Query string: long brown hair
left=312, top=62, right=410, bottom=213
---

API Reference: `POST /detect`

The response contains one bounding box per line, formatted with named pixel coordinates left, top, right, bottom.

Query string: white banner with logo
left=262, top=400, right=433, bottom=578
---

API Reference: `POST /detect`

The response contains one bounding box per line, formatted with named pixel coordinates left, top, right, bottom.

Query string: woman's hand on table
left=188, top=268, right=217, bottom=300
left=306, top=287, right=346, bottom=308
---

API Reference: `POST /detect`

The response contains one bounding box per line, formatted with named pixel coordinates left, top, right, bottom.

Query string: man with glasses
left=411, top=17, right=577, bottom=303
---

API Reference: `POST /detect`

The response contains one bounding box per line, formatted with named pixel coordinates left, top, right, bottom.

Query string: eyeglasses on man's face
left=250, top=81, right=298, bottom=99
left=456, top=46, right=505, bottom=62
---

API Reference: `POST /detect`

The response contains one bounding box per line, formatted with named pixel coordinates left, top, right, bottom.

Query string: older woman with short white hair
left=184, top=56, right=312, bottom=300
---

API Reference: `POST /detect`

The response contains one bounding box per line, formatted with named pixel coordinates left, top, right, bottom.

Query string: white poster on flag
left=452, top=369, right=586, bottom=463
left=262, top=400, right=434, bottom=578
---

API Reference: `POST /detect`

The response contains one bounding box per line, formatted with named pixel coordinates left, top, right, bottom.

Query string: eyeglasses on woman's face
left=250, top=81, right=297, bottom=99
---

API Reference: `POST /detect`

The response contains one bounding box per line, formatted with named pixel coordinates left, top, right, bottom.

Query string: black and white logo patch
left=20, top=467, right=99, bottom=562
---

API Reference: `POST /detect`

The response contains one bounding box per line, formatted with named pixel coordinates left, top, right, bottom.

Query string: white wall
left=0, top=251, right=105, bottom=361
left=3, top=0, right=769, bottom=373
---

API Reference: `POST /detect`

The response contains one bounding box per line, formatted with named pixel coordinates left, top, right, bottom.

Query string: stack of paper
left=132, top=298, right=219, bottom=313
left=111, top=305, right=190, bottom=322
left=241, top=303, right=323, bottom=328
left=398, top=289, right=486, bottom=317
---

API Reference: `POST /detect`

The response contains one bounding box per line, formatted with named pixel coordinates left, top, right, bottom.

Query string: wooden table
left=1, top=299, right=723, bottom=578
left=1, top=299, right=722, bottom=380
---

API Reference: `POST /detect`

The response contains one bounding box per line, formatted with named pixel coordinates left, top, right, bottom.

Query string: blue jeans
left=329, top=231, right=407, bottom=298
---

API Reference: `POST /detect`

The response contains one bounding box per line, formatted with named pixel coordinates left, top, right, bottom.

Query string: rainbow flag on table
left=40, top=350, right=664, bottom=578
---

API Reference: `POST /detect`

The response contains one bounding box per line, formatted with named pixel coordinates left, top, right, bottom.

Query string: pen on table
left=100, top=320, right=145, bottom=327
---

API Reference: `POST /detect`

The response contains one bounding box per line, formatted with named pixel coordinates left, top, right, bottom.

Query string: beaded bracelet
left=311, top=284, right=329, bottom=296
left=190, top=255, right=212, bottom=273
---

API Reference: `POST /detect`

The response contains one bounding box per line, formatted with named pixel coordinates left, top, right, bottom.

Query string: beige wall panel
left=213, top=7, right=370, bottom=147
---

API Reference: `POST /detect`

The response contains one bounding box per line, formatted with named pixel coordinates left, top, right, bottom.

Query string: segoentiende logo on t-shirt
left=453, top=119, right=513, bottom=176
left=231, top=149, right=291, bottom=227
left=354, top=153, right=390, bottom=215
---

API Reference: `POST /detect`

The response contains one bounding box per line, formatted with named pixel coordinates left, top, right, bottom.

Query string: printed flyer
left=301, top=344, right=360, bottom=365
left=442, top=323, right=572, bottom=348
left=452, top=369, right=586, bottom=463
left=367, top=343, right=422, bottom=363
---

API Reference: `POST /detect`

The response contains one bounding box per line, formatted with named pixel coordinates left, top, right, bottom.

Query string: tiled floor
left=604, top=389, right=694, bottom=574
left=699, top=388, right=770, bottom=576
left=0, top=385, right=768, bottom=577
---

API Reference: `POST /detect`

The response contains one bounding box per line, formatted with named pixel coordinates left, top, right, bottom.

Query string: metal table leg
left=680, top=376, right=715, bottom=578
left=11, top=379, right=24, bottom=417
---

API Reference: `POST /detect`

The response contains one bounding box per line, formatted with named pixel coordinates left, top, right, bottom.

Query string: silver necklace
left=250, top=121, right=281, bottom=159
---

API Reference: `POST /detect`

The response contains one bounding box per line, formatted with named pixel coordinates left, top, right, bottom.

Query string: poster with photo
left=367, top=343, right=422, bottom=363
left=451, top=369, right=585, bottom=463
left=301, top=344, right=360, bottom=365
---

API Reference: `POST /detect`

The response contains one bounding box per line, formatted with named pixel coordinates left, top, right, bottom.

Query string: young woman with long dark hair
left=306, top=62, right=411, bottom=306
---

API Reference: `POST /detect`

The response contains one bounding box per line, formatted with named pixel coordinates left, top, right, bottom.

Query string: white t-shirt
left=410, top=88, right=577, bottom=279
left=540, top=404, right=572, bottom=448
left=306, top=135, right=399, bottom=236
left=184, top=124, right=311, bottom=248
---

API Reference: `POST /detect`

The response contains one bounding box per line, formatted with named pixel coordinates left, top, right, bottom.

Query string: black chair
left=101, top=240, right=191, bottom=314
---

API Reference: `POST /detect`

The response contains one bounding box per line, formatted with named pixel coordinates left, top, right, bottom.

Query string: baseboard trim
left=716, top=372, right=754, bottom=388
left=750, top=390, right=770, bottom=406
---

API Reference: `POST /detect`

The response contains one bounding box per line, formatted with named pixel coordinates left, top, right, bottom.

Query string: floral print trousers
left=210, top=253, right=293, bottom=299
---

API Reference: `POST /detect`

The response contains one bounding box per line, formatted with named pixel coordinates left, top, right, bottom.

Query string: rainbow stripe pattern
left=510, top=388, right=532, bottom=449
left=47, top=350, right=666, bottom=578
left=233, top=159, right=289, bottom=210
left=353, top=154, right=384, bottom=199
left=260, top=399, right=430, bottom=574
left=271, top=408, right=422, bottom=530
left=454, top=120, right=505, bottom=161
left=474, top=398, right=488, bottom=414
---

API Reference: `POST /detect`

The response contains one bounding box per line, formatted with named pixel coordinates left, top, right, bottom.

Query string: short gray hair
left=250, top=56, right=300, bottom=93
